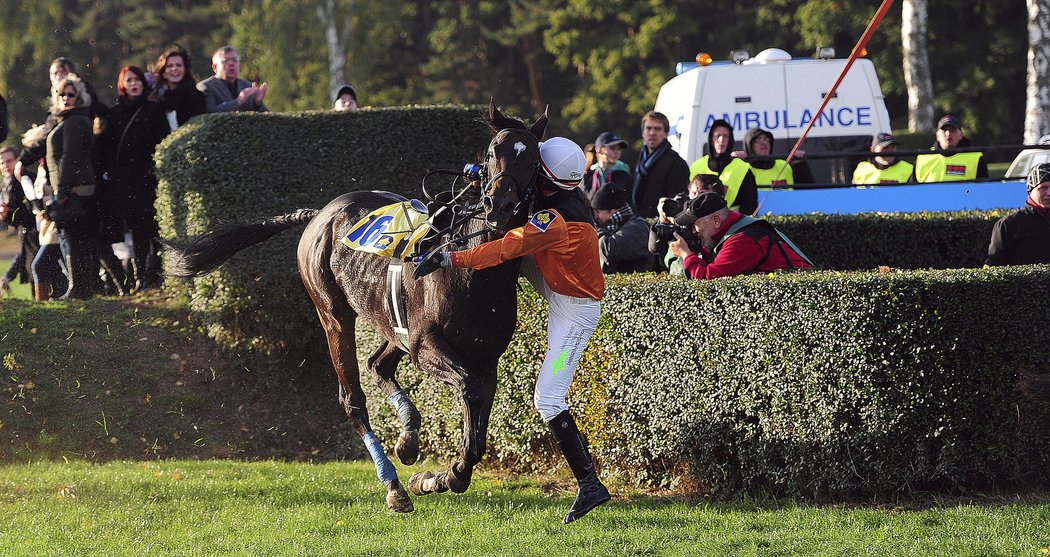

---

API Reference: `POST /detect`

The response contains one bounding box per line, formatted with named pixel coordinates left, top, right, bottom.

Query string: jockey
left=413, top=137, right=610, bottom=524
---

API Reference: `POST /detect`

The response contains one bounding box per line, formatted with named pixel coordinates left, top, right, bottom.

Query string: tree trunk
left=1026, top=0, right=1050, bottom=143
left=902, top=0, right=934, bottom=133
left=316, top=0, right=355, bottom=101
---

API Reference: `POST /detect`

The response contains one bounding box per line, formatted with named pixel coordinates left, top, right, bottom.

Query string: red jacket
left=682, top=211, right=811, bottom=279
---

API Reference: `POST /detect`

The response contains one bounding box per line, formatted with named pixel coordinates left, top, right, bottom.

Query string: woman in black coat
left=152, top=45, right=206, bottom=131
left=99, top=65, right=170, bottom=290
left=46, top=75, right=99, bottom=299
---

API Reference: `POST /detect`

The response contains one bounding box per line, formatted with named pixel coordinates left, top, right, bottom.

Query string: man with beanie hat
left=591, top=185, right=653, bottom=273
left=689, top=119, right=758, bottom=214
left=667, top=192, right=813, bottom=279
left=852, top=133, right=914, bottom=184
left=986, top=163, right=1050, bottom=265
left=915, top=114, right=988, bottom=182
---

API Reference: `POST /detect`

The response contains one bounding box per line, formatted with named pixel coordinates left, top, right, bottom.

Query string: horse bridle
left=420, top=133, right=540, bottom=251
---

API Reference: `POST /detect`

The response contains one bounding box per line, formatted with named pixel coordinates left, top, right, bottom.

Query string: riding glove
left=412, top=250, right=451, bottom=279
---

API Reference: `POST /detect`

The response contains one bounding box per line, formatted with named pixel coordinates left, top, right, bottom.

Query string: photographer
left=667, top=192, right=813, bottom=280
left=591, top=186, right=653, bottom=274
left=649, top=175, right=725, bottom=275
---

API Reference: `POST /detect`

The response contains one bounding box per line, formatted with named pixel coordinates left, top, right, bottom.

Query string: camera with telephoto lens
left=651, top=222, right=691, bottom=242
left=659, top=191, right=690, bottom=219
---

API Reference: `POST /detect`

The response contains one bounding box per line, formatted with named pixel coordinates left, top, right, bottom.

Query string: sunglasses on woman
left=59, top=92, right=78, bottom=99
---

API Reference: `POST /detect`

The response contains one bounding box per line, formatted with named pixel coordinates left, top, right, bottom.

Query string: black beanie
left=1027, top=163, right=1050, bottom=193
left=590, top=186, right=626, bottom=210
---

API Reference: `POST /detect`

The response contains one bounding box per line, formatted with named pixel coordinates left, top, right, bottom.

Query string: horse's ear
left=488, top=98, right=505, bottom=122
left=530, top=106, right=548, bottom=140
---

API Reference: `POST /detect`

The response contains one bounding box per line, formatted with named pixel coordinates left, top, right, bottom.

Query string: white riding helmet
left=538, top=137, right=586, bottom=190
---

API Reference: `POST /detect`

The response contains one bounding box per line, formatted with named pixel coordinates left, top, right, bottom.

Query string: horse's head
left=479, top=99, right=547, bottom=231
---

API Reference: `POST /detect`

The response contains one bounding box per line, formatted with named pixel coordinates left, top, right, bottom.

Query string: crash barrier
left=155, top=106, right=490, bottom=351
left=360, top=268, right=1050, bottom=497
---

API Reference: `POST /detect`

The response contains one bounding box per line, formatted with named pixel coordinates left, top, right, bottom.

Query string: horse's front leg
left=409, top=334, right=497, bottom=496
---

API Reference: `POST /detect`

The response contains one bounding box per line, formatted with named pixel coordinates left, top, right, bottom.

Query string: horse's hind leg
left=316, top=309, right=413, bottom=513
left=367, top=341, right=422, bottom=465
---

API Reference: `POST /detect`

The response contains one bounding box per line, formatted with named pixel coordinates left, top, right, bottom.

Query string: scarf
left=157, top=80, right=195, bottom=112
left=632, top=141, right=670, bottom=207
left=1027, top=196, right=1050, bottom=217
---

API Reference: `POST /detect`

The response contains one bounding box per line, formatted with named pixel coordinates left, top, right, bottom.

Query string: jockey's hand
left=412, top=250, right=451, bottom=280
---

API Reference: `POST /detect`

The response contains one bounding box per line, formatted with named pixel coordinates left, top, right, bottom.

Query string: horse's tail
left=163, top=209, right=319, bottom=278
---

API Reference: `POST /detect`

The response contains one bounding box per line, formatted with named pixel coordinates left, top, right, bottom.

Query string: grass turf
left=1, top=459, right=1049, bottom=556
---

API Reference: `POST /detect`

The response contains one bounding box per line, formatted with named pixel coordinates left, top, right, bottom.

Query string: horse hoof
left=395, top=430, right=420, bottom=465
left=409, top=471, right=434, bottom=496
left=387, top=484, right=414, bottom=513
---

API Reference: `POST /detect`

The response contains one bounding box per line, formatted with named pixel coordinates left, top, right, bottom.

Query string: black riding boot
left=548, top=410, right=611, bottom=524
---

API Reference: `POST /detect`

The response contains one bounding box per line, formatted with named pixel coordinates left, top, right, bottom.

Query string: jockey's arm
left=451, top=210, right=568, bottom=270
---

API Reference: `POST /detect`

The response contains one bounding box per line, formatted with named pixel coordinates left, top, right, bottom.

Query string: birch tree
left=1026, top=0, right=1050, bottom=143
left=316, top=0, right=355, bottom=102
left=902, top=0, right=934, bottom=132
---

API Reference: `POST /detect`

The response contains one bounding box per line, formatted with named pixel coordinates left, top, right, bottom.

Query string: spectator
left=100, top=65, right=171, bottom=292
left=591, top=185, right=652, bottom=274
left=915, top=115, right=988, bottom=183
left=26, top=155, right=66, bottom=300
left=47, top=74, right=100, bottom=299
left=986, top=163, right=1050, bottom=266
left=413, top=137, right=610, bottom=524
left=738, top=127, right=814, bottom=190
left=16, top=57, right=108, bottom=182
left=332, top=84, right=358, bottom=111
left=197, top=46, right=269, bottom=113
left=629, top=111, right=689, bottom=219
left=666, top=192, right=812, bottom=280
left=689, top=119, right=757, bottom=215
left=852, top=133, right=914, bottom=184
left=584, top=132, right=631, bottom=198
left=153, top=45, right=207, bottom=131
left=1, top=146, right=39, bottom=297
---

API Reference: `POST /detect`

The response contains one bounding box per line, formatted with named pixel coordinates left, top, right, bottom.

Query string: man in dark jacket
left=0, top=146, right=38, bottom=296
left=667, top=192, right=812, bottom=279
left=197, top=46, right=269, bottom=113
left=986, top=163, right=1050, bottom=266
left=629, top=111, right=689, bottom=218
left=591, top=185, right=652, bottom=274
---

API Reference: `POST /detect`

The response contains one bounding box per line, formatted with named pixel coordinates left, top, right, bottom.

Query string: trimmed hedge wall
left=767, top=210, right=1007, bottom=271
left=155, top=106, right=491, bottom=351
left=358, top=266, right=1050, bottom=497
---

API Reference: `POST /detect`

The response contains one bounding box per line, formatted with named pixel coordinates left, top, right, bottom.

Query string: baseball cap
left=937, top=115, right=962, bottom=130
left=336, top=84, right=357, bottom=102
left=595, top=132, right=629, bottom=151
left=872, top=132, right=897, bottom=150
left=590, top=185, right=626, bottom=210
left=674, top=192, right=727, bottom=226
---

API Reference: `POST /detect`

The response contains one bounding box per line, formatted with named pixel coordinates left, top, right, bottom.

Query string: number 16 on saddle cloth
left=342, top=199, right=432, bottom=260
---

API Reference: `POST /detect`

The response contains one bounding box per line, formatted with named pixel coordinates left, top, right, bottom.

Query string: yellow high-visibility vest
left=852, top=160, right=914, bottom=184
left=689, top=156, right=751, bottom=209
left=749, top=160, right=794, bottom=186
left=915, top=152, right=982, bottom=183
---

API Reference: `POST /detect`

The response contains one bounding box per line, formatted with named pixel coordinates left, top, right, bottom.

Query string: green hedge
left=767, top=211, right=1005, bottom=271
left=155, top=106, right=491, bottom=352
left=357, top=266, right=1050, bottom=497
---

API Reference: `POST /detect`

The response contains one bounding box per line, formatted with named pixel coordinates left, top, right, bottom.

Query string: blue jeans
left=32, top=243, right=68, bottom=295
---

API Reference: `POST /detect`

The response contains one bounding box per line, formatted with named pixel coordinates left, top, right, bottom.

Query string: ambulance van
left=654, top=48, right=892, bottom=184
